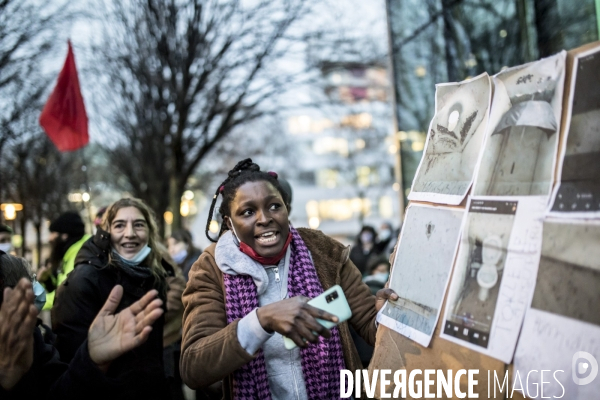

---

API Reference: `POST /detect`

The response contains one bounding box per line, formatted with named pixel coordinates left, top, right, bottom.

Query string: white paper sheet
left=549, top=45, right=600, bottom=217
left=473, top=51, right=566, bottom=198
left=513, top=219, right=600, bottom=399
left=377, top=203, right=464, bottom=347
left=440, top=196, right=547, bottom=363
left=408, top=73, right=492, bottom=205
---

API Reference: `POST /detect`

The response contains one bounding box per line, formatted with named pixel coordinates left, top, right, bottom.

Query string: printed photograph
left=443, top=200, right=517, bottom=348
left=380, top=205, right=463, bottom=342
left=530, top=220, right=600, bottom=327
left=474, top=52, right=565, bottom=197
left=551, top=48, right=600, bottom=213
left=410, top=73, right=491, bottom=201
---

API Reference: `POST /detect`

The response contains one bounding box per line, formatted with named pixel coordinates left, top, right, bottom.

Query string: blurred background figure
left=362, top=256, right=391, bottom=295
left=278, top=178, right=293, bottom=215
left=350, top=256, right=391, bottom=369
left=349, top=225, right=381, bottom=276
left=0, top=224, right=14, bottom=254
left=376, top=222, right=397, bottom=256
left=37, top=211, right=90, bottom=312
left=167, top=229, right=202, bottom=282
left=93, top=206, right=108, bottom=231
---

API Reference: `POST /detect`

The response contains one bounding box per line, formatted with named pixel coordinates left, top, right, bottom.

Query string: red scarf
left=238, top=232, right=292, bottom=265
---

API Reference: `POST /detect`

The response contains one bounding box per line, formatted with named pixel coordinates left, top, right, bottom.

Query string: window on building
left=297, top=171, right=316, bottom=185
left=316, top=169, right=339, bottom=188
left=340, top=113, right=373, bottom=129
left=356, top=166, right=380, bottom=187
left=288, top=116, right=334, bottom=134
left=313, top=137, right=349, bottom=156
left=379, top=196, right=394, bottom=219
left=305, top=198, right=372, bottom=221
left=288, top=115, right=312, bottom=134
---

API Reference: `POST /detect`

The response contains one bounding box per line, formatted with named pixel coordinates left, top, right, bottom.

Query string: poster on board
left=473, top=51, right=566, bottom=198
left=440, top=196, right=546, bottom=363
left=377, top=203, right=464, bottom=347
left=549, top=45, right=600, bottom=217
left=514, top=219, right=600, bottom=399
left=408, top=72, right=491, bottom=205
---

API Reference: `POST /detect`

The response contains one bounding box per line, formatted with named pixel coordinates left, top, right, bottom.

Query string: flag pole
left=79, top=147, right=94, bottom=234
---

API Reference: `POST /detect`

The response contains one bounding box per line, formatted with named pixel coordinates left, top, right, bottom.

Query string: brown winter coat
left=180, top=228, right=378, bottom=398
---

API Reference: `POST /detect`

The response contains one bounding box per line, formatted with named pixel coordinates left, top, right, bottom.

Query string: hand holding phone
left=283, top=285, right=352, bottom=349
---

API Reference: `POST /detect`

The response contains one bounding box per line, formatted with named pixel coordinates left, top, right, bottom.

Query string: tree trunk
left=19, top=214, right=26, bottom=258
left=35, top=221, right=42, bottom=270
left=169, top=174, right=182, bottom=232
left=533, top=0, right=560, bottom=57
left=516, top=0, right=537, bottom=63
left=442, top=0, right=459, bottom=82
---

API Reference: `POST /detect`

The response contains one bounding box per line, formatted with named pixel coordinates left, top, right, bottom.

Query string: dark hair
left=0, top=251, right=33, bottom=305
left=170, top=229, right=193, bottom=247
left=0, top=224, right=13, bottom=234
left=356, top=225, right=377, bottom=243
left=205, top=158, right=291, bottom=242
left=367, top=256, right=390, bottom=275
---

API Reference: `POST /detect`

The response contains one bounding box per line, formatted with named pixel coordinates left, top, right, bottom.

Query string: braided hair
left=205, top=158, right=291, bottom=242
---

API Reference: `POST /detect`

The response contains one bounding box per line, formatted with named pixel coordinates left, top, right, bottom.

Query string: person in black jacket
left=52, top=198, right=176, bottom=400
left=349, top=225, right=382, bottom=276
left=0, top=251, right=164, bottom=399
left=167, top=229, right=202, bottom=282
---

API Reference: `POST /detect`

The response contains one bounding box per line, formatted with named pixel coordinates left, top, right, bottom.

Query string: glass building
left=386, top=0, right=600, bottom=207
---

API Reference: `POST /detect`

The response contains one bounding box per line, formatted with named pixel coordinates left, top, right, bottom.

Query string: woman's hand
left=375, top=288, right=399, bottom=312
left=0, top=278, right=37, bottom=390
left=88, top=285, right=164, bottom=372
left=256, top=296, right=338, bottom=348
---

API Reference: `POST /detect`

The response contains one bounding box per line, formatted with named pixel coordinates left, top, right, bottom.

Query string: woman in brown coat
left=180, top=159, right=397, bottom=399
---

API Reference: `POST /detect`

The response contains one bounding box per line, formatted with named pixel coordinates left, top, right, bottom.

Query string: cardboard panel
left=369, top=40, right=600, bottom=400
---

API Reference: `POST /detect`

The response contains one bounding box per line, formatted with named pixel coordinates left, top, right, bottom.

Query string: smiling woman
left=181, top=158, right=398, bottom=400
left=51, top=198, right=184, bottom=400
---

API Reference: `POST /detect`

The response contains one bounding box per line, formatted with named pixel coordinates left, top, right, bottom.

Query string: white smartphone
left=283, top=285, right=352, bottom=350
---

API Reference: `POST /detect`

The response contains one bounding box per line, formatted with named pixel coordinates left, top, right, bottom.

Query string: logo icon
left=572, top=351, right=598, bottom=386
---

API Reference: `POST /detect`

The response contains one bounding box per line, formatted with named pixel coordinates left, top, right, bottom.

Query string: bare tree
left=1, top=131, right=80, bottom=264
left=93, top=0, right=317, bottom=230
left=0, top=0, right=70, bottom=157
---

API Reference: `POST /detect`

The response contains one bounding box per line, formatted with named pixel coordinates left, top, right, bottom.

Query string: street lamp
left=1, top=203, right=23, bottom=221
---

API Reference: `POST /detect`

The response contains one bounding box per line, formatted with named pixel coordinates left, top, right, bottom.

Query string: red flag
left=40, top=41, right=89, bottom=152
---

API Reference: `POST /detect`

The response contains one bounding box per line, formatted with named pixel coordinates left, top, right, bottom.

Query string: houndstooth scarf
left=222, top=227, right=346, bottom=399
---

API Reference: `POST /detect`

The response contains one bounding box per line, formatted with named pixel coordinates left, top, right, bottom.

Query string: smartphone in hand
left=283, top=285, right=352, bottom=349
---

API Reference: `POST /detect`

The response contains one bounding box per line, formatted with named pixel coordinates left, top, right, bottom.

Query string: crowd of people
left=0, top=158, right=399, bottom=400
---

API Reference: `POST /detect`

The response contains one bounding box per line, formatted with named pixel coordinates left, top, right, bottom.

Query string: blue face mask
left=172, top=249, right=188, bottom=264
left=373, top=272, right=390, bottom=283
left=114, top=245, right=152, bottom=267
left=32, top=279, right=46, bottom=311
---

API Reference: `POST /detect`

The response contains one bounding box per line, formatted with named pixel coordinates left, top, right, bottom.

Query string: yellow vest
left=42, top=234, right=91, bottom=311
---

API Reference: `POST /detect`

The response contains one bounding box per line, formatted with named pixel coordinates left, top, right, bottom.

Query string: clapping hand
left=0, top=279, right=37, bottom=390
left=88, top=285, right=164, bottom=372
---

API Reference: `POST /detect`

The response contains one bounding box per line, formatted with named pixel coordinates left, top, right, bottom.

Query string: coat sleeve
left=339, top=257, right=378, bottom=346
left=47, top=339, right=119, bottom=400
left=163, top=274, right=185, bottom=346
left=1, top=327, right=117, bottom=400
left=180, top=251, right=255, bottom=389
left=51, top=266, right=104, bottom=364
